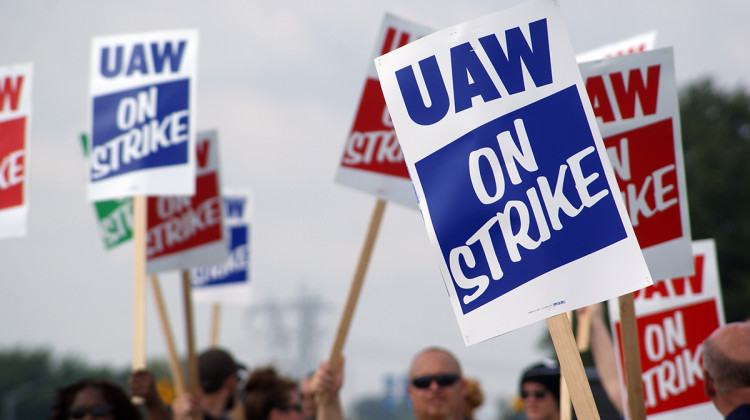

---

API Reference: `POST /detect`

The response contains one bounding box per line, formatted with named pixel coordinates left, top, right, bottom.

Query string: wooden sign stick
left=618, top=293, right=647, bottom=420
left=149, top=274, right=186, bottom=396
left=210, top=302, right=221, bottom=348
left=576, top=308, right=593, bottom=352
left=547, top=313, right=600, bottom=420
left=560, top=374, right=572, bottom=420
left=560, top=312, right=574, bottom=420
left=181, top=270, right=201, bottom=420
left=132, top=195, right=148, bottom=375
left=320, top=198, right=387, bottom=402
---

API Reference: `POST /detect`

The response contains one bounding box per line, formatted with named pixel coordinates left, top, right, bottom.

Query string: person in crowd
left=408, top=347, right=467, bottom=420
left=306, top=348, right=467, bottom=420
left=50, top=378, right=143, bottom=420
left=702, top=322, right=750, bottom=419
left=129, top=369, right=171, bottom=420
left=519, top=361, right=561, bottom=420
left=462, top=377, right=484, bottom=420
left=172, top=347, right=246, bottom=420
left=243, top=366, right=303, bottom=420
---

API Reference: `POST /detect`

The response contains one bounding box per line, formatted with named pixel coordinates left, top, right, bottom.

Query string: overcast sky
left=1, top=1, right=748, bottom=418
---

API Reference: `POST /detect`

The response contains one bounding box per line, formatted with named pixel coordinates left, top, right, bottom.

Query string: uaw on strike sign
left=335, top=14, right=432, bottom=208
left=147, top=130, right=226, bottom=273
left=0, top=63, right=32, bottom=238
left=376, top=0, right=652, bottom=344
left=580, top=48, right=693, bottom=282
left=88, top=30, right=198, bottom=201
left=191, top=190, right=252, bottom=304
left=609, top=240, right=725, bottom=419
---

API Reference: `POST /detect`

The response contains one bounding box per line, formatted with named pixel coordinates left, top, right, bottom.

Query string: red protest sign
left=0, top=63, right=32, bottom=238
left=614, top=300, right=718, bottom=415
left=604, top=119, right=681, bottom=248
left=146, top=130, right=226, bottom=273
left=580, top=48, right=693, bottom=281
left=609, top=239, right=725, bottom=420
left=335, top=14, right=433, bottom=208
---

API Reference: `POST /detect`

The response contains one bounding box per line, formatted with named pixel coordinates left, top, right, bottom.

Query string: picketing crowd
left=46, top=303, right=750, bottom=420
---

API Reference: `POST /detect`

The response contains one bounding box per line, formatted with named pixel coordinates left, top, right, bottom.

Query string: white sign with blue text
left=190, top=189, right=252, bottom=304
left=87, top=29, right=198, bottom=201
left=375, top=0, right=652, bottom=344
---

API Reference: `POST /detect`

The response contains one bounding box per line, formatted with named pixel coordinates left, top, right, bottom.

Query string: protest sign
left=80, top=134, right=134, bottom=249
left=576, top=31, right=657, bottom=63
left=608, top=239, right=724, bottom=419
left=87, top=29, right=198, bottom=201
left=146, top=130, right=226, bottom=273
left=335, top=14, right=432, bottom=208
left=580, top=48, right=692, bottom=281
left=376, top=0, right=652, bottom=345
left=0, top=63, right=32, bottom=238
left=572, top=33, right=658, bottom=355
left=191, top=189, right=252, bottom=304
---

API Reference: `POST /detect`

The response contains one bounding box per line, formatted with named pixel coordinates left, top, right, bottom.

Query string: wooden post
left=618, top=293, right=647, bottom=420
left=560, top=375, right=572, bottom=420
left=320, top=198, right=386, bottom=402
left=576, top=309, right=593, bottom=352
left=547, top=313, right=600, bottom=420
left=210, top=302, right=221, bottom=348
left=149, top=274, right=186, bottom=396
left=560, top=312, right=573, bottom=420
left=132, top=195, right=148, bottom=404
left=181, top=270, right=201, bottom=420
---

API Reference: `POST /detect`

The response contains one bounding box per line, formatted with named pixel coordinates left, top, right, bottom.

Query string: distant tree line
left=680, top=77, right=750, bottom=322
left=0, top=346, right=172, bottom=419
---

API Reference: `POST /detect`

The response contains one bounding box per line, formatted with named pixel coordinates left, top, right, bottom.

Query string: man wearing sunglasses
left=408, top=347, right=468, bottom=420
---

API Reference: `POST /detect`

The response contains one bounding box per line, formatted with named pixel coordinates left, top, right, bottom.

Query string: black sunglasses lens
left=522, top=390, right=547, bottom=399
left=412, top=377, right=432, bottom=388
left=435, top=374, right=459, bottom=386
left=412, top=374, right=459, bottom=389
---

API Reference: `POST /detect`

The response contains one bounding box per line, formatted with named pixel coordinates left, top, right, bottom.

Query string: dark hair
left=49, top=378, right=143, bottom=420
left=243, top=366, right=297, bottom=420
left=520, top=361, right=561, bottom=403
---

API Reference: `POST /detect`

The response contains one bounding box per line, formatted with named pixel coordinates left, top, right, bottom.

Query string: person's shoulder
left=726, top=403, right=750, bottom=420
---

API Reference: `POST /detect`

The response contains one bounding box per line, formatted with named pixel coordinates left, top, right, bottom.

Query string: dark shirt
left=726, top=403, right=750, bottom=420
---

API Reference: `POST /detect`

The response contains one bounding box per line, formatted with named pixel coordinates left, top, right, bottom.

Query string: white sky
left=1, top=1, right=748, bottom=419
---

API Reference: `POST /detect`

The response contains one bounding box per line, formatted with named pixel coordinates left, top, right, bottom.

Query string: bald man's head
left=408, top=348, right=466, bottom=420
left=703, top=322, right=750, bottom=394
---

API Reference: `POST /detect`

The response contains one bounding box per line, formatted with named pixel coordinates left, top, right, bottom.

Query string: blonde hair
left=463, top=377, right=484, bottom=419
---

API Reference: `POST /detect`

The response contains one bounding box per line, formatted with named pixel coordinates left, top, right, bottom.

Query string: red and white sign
left=146, top=130, right=226, bottom=273
left=335, top=14, right=432, bottom=208
left=576, top=31, right=657, bottom=63
left=609, top=239, right=725, bottom=419
left=0, top=63, right=32, bottom=238
left=579, top=48, right=693, bottom=281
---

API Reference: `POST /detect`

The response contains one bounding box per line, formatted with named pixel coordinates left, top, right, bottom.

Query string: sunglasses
left=68, top=405, right=114, bottom=418
left=411, top=373, right=461, bottom=389
left=521, top=390, right=548, bottom=400
left=278, top=403, right=303, bottom=412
